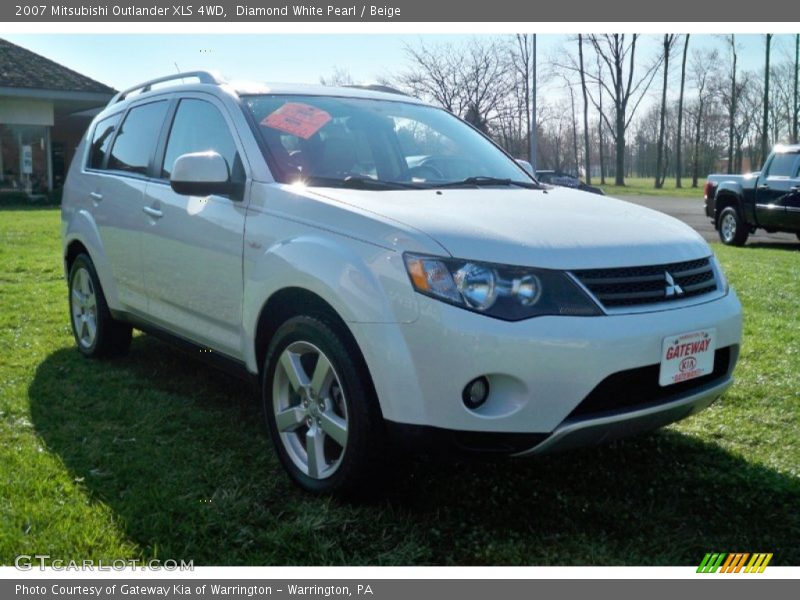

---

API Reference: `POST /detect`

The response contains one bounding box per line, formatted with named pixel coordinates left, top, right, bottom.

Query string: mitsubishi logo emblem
left=665, top=271, right=684, bottom=297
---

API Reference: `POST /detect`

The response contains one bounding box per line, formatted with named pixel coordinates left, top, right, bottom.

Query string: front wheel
left=717, top=206, right=749, bottom=246
left=262, top=315, right=384, bottom=496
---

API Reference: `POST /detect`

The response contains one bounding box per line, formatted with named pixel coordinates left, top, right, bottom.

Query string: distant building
left=0, top=38, right=115, bottom=195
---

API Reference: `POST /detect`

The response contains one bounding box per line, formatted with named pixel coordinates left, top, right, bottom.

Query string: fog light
left=462, top=376, right=490, bottom=409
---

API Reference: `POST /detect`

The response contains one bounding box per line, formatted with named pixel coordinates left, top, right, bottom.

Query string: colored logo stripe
left=697, top=553, right=772, bottom=573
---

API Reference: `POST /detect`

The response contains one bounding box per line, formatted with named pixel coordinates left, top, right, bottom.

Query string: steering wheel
left=406, top=164, right=445, bottom=181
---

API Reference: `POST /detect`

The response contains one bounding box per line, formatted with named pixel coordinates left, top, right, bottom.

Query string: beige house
left=0, top=38, right=115, bottom=195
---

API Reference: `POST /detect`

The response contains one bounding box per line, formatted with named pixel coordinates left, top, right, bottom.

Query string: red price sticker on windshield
left=261, top=103, right=332, bottom=139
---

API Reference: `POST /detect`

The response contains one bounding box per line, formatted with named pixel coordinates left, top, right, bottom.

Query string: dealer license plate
left=659, top=329, right=717, bottom=387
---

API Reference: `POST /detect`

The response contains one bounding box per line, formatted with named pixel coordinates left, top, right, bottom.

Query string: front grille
left=567, top=346, right=732, bottom=420
left=571, top=257, right=718, bottom=309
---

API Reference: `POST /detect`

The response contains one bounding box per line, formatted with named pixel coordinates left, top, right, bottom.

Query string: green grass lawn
left=597, top=177, right=704, bottom=199
left=1, top=207, right=798, bottom=566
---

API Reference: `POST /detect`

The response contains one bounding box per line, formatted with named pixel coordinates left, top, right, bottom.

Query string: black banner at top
left=1, top=0, right=791, bottom=22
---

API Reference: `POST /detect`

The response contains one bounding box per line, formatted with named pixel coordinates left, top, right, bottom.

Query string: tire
left=717, top=206, right=749, bottom=246
left=262, top=315, right=384, bottom=496
left=68, top=253, right=132, bottom=358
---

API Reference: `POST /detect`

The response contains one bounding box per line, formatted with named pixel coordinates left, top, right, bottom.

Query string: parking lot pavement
left=617, top=195, right=799, bottom=246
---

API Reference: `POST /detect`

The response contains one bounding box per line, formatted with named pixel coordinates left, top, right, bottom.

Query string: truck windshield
left=243, top=94, right=536, bottom=189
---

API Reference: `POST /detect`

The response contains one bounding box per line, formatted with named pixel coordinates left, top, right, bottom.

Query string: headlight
left=403, top=253, right=602, bottom=320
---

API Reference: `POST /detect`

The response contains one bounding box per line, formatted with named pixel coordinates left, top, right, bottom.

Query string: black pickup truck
left=704, top=145, right=800, bottom=245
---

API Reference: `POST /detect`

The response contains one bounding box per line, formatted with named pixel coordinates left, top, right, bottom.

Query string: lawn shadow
left=29, top=337, right=800, bottom=565
left=745, top=241, right=800, bottom=252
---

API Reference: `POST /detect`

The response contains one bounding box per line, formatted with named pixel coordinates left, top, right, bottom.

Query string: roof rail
left=109, top=70, right=224, bottom=105
left=343, top=84, right=411, bottom=97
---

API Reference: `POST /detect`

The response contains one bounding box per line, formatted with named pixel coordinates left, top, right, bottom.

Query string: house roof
left=0, top=38, right=115, bottom=95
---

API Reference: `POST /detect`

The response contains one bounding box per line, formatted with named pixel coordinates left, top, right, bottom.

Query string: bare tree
left=512, top=35, right=535, bottom=162
left=655, top=34, right=678, bottom=188
left=401, top=39, right=510, bottom=131
left=400, top=42, right=464, bottom=115
left=597, top=52, right=606, bottom=184
left=676, top=34, right=690, bottom=188
left=584, top=34, right=662, bottom=185
left=761, top=34, right=773, bottom=164
left=578, top=34, right=592, bottom=184
left=689, top=49, right=717, bottom=187
left=726, top=35, right=738, bottom=174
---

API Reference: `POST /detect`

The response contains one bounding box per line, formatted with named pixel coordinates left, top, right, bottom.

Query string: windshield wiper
left=431, top=176, right=540, bottom=189
left=295, top=175, right=425, bottom=190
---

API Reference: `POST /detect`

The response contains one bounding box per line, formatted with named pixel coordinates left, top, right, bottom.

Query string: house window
left=0, top=124, right=49, bottom=194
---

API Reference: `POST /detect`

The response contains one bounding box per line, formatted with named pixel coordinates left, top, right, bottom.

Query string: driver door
left=140, top=95, right=249, bottom=359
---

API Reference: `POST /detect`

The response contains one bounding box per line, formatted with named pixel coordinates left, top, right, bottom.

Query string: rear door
left=86, top=100, right=170, bottom=314
left=754, top=151, right=800, bottom=229
left=140, top=94, right=249, bottom=358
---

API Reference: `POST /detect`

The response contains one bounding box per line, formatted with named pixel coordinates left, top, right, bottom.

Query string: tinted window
left=162, top=99, right=240, bottom=180
left=765, top=153, right=799, bottom=178
left=108, top=101, right=168, bottom=175
left=88, top=114, right=121, bottom=170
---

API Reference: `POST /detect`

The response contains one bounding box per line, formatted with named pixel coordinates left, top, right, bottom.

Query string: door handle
left=142, top=206, right=163, bottom=219
left=758, top=184, right=770, bottom=190
left=790, top=185, right=800, bottom=192
left=89, top=192, right=103, bottom=202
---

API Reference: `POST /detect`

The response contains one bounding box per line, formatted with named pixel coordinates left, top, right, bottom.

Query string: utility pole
left=794, top=33, right=798, bottom=144
left=530, top=34, right=537, bottom=172
left=761, top=33, right=772, bottom=165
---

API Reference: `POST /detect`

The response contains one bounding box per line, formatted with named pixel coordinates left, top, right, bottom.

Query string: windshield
left=243, top=94, right=535, bottom=189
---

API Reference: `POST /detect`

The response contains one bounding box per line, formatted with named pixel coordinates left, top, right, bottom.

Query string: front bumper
left=350, top=288, right=742, bottom=437
left=513, top=374, right=732, bottom=456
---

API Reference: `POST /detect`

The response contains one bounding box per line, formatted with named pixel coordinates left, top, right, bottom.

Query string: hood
left=307, top=186, right=711, bottom=270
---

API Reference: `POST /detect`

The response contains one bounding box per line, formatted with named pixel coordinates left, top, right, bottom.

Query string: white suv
left=62, top=71, right=742, bottom=495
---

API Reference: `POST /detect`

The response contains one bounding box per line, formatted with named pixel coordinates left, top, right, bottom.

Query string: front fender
left=242, top=232, right=419, bottom=371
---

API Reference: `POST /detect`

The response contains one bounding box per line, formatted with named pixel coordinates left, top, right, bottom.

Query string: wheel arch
left=62, top=211, right=122, bottom=311
left=253, top=286, right=384, bottom=418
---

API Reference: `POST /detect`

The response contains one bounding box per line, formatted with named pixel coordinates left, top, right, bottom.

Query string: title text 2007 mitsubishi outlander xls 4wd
left=62, top=72, right=742, bottom=495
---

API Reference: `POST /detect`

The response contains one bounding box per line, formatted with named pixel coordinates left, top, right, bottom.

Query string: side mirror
left=515, top=159, right=534, bottom=176
left=170, top=151, right=232, bottom=196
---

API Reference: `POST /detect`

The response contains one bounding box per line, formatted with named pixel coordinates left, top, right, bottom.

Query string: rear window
left=107, top=101, right=169, bottom=175
left=87, top=114, right=121, bottom=170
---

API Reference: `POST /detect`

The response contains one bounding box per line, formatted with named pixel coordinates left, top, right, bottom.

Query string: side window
left=87, top=114, right=121, bottom=170
left=161, top=99, right=241, bottom=181
left=765, top=153, right=799, bottom=179
left=108, top=101, right=169, bottom=175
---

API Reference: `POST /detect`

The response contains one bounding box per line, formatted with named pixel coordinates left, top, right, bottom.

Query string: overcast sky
left=3, top=33, right=793, bottom=98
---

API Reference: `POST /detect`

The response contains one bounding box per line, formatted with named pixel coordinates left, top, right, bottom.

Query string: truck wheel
left=262, top=315, right=384, bottom=497
left=68, top=254, right=132, bottom=358
left=718, top=207, right=749, bottom=246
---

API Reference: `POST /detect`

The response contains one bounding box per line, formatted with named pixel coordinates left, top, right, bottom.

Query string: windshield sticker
left=261, top=103, right=332, bottom=139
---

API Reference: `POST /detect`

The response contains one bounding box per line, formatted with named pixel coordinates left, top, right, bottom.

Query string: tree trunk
left=761, top=34, right=772, bottom=166
left=569, top=85, right=580, bottom=177
left=727, top=35, right=737, bottom=175
left=598, top=55, right=606, bottom=184
left=692, top=101, right=703, bottom=188
left=655, top=35, right=672, bottom=189
left=578, top=34, right=592, bottom=185
left=676, top=34, right=689, bottom=188
left=615, top=111, right=625, bottom=185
